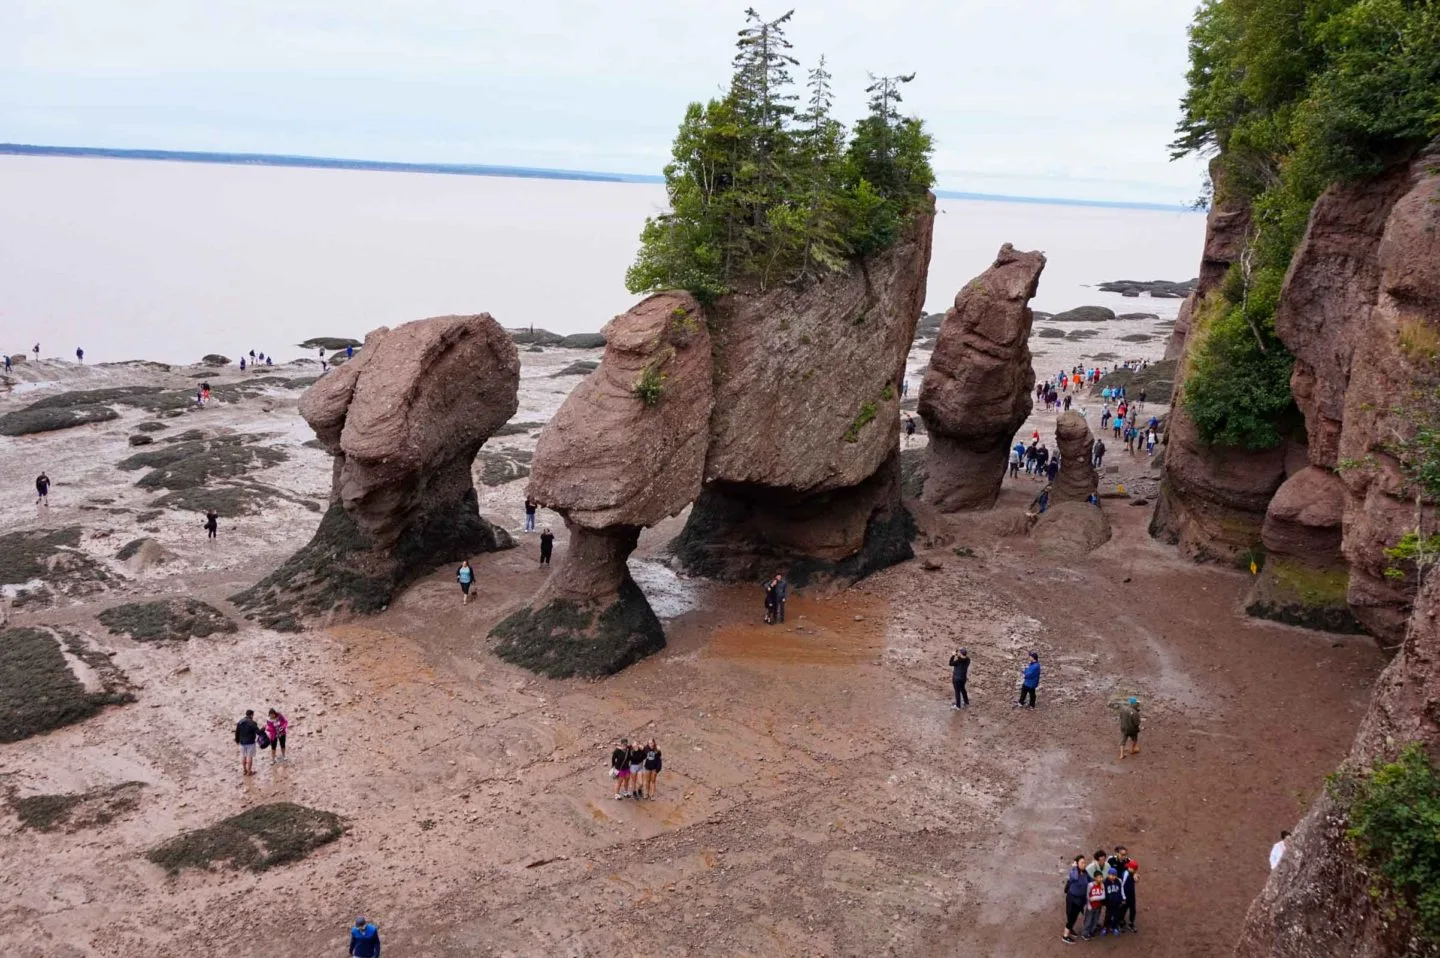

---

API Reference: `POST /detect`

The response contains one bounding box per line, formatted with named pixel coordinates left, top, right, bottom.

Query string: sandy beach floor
left=0, top=305, right=1383, bottom=957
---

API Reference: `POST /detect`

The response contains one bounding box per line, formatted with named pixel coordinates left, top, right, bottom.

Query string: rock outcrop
left=918, top=244, right=1046, bottom=511
left=1166, top=159, right=1252, bottom=361
left=1052, top=411, right=1098, bottom=503
left=493, top=293, right=708, bottom=676
left=232, top=315, right=519, bottom=629
left=1235, top=572, right=1440, bottom=958
left=1031, top=501, right=1112, bottom=556
left=673, top=205, right=934, bottom=581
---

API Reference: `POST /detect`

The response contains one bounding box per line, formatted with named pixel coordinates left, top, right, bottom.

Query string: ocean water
left=0, top=155, right=1204, bottom=365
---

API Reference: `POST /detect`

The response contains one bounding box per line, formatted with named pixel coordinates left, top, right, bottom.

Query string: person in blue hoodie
left=349, top=916, right=381, bottom=957
left=1016, top=651, right=1041, bottom=709
left=1062, top=854, right=1089, bottom=943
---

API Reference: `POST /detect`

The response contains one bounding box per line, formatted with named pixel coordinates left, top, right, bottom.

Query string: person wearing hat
left=1015, top=652, right=1041, bottom=709
left=948, top=648, right=970, bottom=709
left=348, top=916, right=381, bottom=957
left=1119, top=697, right=1141, bottom=759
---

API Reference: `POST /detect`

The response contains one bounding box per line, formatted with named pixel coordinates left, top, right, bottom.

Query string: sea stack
left=232, top=314, right=519, bottom=629
left=918, top=243, right=1046, bottom=511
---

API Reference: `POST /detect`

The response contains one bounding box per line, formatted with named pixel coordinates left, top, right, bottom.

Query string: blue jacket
left=1022, top=662, right=1041, bottom=688
left=1065, top=866, right=1088, bottom=899
left=350, top=924, right=381, bottom=958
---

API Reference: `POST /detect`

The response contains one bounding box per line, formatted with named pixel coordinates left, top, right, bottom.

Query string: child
left=1084, top=871, right=1106, bottom=939
left=1103, top=867, right=1125, bottom=935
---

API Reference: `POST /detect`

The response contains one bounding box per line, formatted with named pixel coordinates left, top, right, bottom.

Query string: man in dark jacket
left=235, top=709, right=260, bottom=777
left=948, top=648, right=970, bottom=709
left=1063, top=855, right=1089, bottom=943
left=349, top=916, right=381, bottom=957
left=773, top=572, right=788, bottom=623
left=1120, top=859, right=1137, bottom=933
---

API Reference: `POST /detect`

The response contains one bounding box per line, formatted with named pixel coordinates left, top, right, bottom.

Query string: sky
left=0, top=0, right=1211, bottom=206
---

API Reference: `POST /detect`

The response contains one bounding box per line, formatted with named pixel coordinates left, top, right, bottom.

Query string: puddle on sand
left=628, top=559, right=701, bottom=620
left=706, top=592, right=888, bottom=665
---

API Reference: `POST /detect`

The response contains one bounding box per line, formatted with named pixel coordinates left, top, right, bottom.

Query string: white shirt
left=1269, top=839, right=1286, bottom=870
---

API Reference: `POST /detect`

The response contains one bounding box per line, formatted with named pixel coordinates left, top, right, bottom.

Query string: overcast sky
left=0, top=0, right=1210, bottom=205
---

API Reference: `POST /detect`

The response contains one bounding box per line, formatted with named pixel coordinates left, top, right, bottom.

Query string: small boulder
left=128, top=434, right=155, bottom=447
left=200, top=354, right=230, bottom=367
left=1031, top=501, right=1112, bottom=556
left=1050, top=306, right=1115, bottom=323
left=559, top=332, right=606, bottom=349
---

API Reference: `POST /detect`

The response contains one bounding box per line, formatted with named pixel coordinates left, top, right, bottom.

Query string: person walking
left=456, top=559, right=475, bottom=604
left=523, top=498, right=538, bottom=533
left=539, top=527, right=554, bottom=565
left=35, top=472, right=50, bottom=506
left=1008, top=445, right=1021, bottom=479
left=204, top=510, right=219, bottom=539
left=1119, top=697, right=1141, bottom=759
left=347, top=344, right=354, bottom=360
left=75, top=347, right=84, bottom=363
left=32, top=343, right=39, bottom=361
left=1063, top=855, right=1089, bottom=943
left=1015, top=652, right=1041, bottom=709
left=235, top=709, right=260, bottom=776
left=1093, top=438, right=1106, bottom=470
left=265, top=708, right=288, bottom=761
left=948, top=648, right=970, bottom=709
left=1083, top=870, right=1106, bottom=939
left=642, top=739, right=662, bottom=800
left=1270, top=830, right=1289, bottom=870
left=773, top=572, right=789, bottom=624
left=348, top=916, right=381, bottom=957
left=904, top=414, right=916, bottom=445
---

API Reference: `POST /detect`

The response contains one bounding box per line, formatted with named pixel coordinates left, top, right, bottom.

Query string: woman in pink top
left=265, top=708, right=288, bottom=761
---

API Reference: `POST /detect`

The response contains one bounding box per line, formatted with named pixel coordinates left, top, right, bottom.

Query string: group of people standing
left=763, top=572, right=789, bottom=624
left=946, top=649, right=1044, bottom=709
left=1063, top=846, right=1139, bottom=942
left=233, top=708, right=289, bottom=776
left=609, top=737, right=663, bottom=799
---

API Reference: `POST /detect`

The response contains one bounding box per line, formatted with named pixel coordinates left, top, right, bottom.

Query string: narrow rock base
left=491, top=577, right=665, bottom=678
left=1244, top=559, right=1366, bottom=634
left=231, top=492, right=513, bottom=630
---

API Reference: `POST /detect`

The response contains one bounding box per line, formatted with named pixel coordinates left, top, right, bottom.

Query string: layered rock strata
left=233, top=315, right=518, bottom=629
left=918, top=244, right=1046, bottom=511
left=1051, top=411, right=1098, bottom=503
left=493, top=293, right=708, bottom=676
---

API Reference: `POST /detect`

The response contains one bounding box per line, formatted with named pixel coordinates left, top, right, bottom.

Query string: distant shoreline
left=0, top=143, right=1200, bottom=214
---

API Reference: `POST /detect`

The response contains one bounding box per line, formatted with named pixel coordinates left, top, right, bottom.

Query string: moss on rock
left=492, top=577, right=665, bottom=678
left=0, top=627, right=134, bottom=743
left=146, top=802, right=347, bottom=874
left=98, top=598, right=237, bottom=642
left=1244, top=558, right=1365, bottom=634
left=9, top=781, right=146, bottom=832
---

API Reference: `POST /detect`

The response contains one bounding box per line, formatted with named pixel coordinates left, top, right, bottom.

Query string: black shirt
left=235, top=718, right=260, bottom=745
left=949, top=654, right=970, bottom=681
left=627, top=747, right=646, bottom=766
left=644, top=748, right=662, bottom=771
left=540, top=531, right=554, bottom=551
left=611, top=747, right=627, bottom=770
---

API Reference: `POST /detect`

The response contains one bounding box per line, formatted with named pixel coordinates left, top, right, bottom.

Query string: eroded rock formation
left=1235, top=572, right=1440, bottom=957
left=1052, top=411, right=1098, bottom=503
left=918, top=244, right=1046, bottom=511
left=492, top=293, right=708, bottom=676
left=232, top=314, right=519, bottom=629
left=1166, top=159, right=1252, bottom=361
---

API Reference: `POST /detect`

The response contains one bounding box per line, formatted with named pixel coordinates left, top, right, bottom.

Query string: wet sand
left=0, top=315, right=1384, bottom=957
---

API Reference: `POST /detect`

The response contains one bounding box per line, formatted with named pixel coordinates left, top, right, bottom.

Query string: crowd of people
left=609, top=737, right=663, bottom=799
left=1063, top=846, right=1139, bottom=942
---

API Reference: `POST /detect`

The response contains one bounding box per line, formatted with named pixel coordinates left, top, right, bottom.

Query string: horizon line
left=0, top=143, right=1200, bottom=213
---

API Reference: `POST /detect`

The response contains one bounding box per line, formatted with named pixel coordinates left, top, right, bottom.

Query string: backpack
left=256, top=730, right=270, bottom=750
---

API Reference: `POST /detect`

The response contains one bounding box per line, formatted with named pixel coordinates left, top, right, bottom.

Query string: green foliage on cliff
left=626, top=9, right=935, bottom=302
left=1336, top=744, right=1440, bottom=942
left=1173, top=0, right=1440, bottom=448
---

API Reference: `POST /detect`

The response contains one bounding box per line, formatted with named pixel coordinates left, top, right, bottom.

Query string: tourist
left=32, top=342, right=39, bottom=360
left=195, top=388, right=204, bottom=408
left=1063, top=394, right=1072, bottom=411
left=948, top=647, right=970, bottom=709
left=1087, top=849, right=1108, bottom=880
left=456, top=559, right=474, bottom=604
left=1063, top=854, right=1089, bottom=943
left=1138, top=388, right=1147, bottom=410
left=1093, top=438, right=1106, bottom=469
left=235, top=709, right=260, bottom=776
left=611, top=738, right=631, bottom=798
left=2, top=354, right=10, bottom=374
left=1270, top=830, right=1289, bottom=870
left=1119, top=697, right=1141, bottom=759
left=348, top=916, right=381, bottom=958
left=249, top=349, right=256, bottom=364
left=523, top=498, right=538, bottom=533
left=1025, top=442, right=1039, bottom=475
left=1121, top=858, right=1138, bottom=932
left=539, top=527, right=554, bottom=565
left=75, top=346, right=84, bottom=363
left=1147, top=430, right=1158, bottom=455
left=347, top=344, right=355, bottom=360
left=265, top=708, right=288, bottom=761
left=1084, top=870, right=1106, bottom=939
left=642, top=738, right=662, bottom=799
left=1101, top=406, right=1111, bottom=429
left=240, top=357, right=247, bottom=372
left=774, top=572, right=789, bottom=623
left=1015, top=651, right=1040, bottom=709
left=904, top=413, right=916, bottom=444
left=1103, top=868, right=1125, bottom=935
left=901, top=378, right=909, bottom=398
left=1030, top=484, right=1051, bottom=516
left=763, top=575, right=778, bottom=624
left=1045, top=458, right=1059, bottom=483
left=204, top=510, right=219, bottom=539
left=1108, top=845, right=1130, bottom=876
left=319, top=346, right=326, bottom=360
left=627, top=740, right=646, bottom=798
left=1008, top=444, right=1020, bottom=478
left=35, top=472, right=50, bottom=506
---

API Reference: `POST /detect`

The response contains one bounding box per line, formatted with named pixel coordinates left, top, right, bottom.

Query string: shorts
left=629, top=764, right=643, bottom=777
left=617, top=767, right=630, bottom=779
left=241, top=743, right=257, bottom=758
left=459, top=581, right=472, bottom=594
